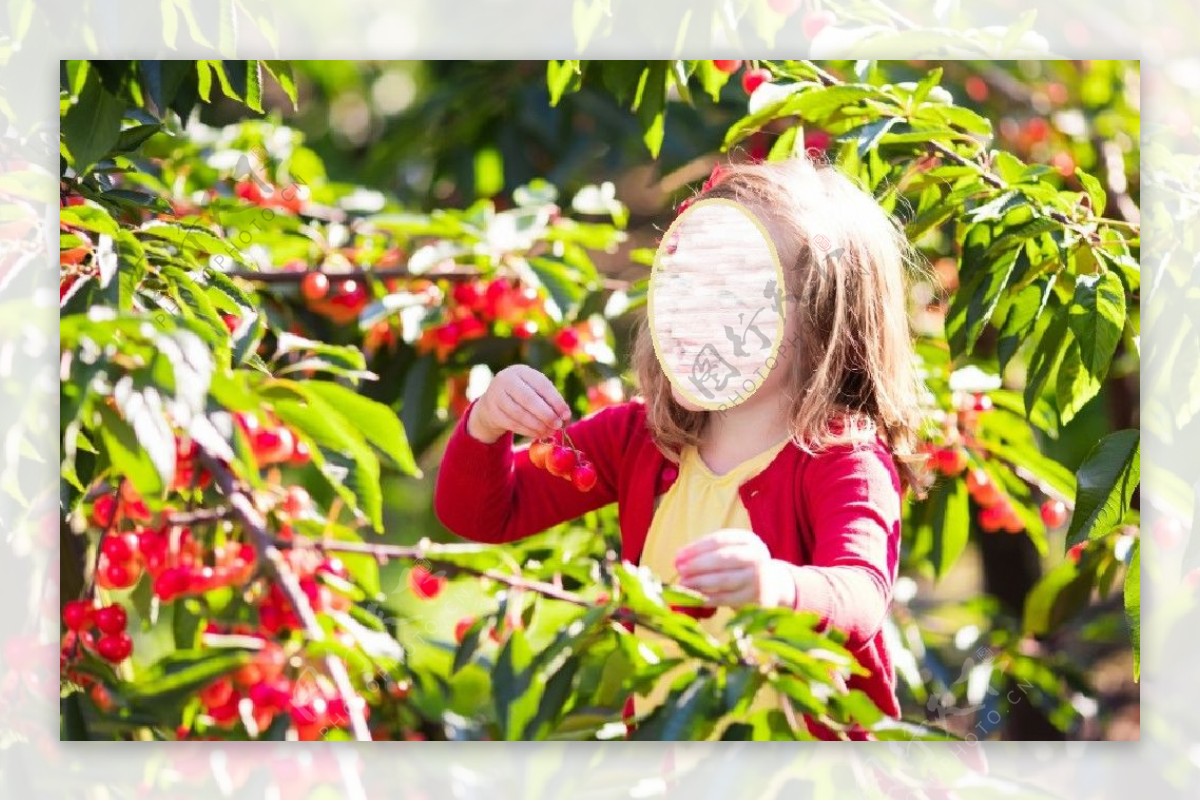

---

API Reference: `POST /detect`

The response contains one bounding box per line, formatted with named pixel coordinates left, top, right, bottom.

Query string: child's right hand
left=466, top=365, right=572, bottom=443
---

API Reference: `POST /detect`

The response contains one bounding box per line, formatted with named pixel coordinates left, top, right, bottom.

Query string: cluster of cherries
left=924, top=392, right=1071, bottom=535
left=186, top=636, right=370, bottom=740
left=62, top=599, right=133, bottom=664
left=234, top=179, right=309, bottom=214
left=528, top=431, right=598, bottom=492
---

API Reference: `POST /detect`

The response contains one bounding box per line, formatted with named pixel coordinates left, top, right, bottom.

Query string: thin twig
left=200, top=454, right=372, bottom=742
left=162, top=506, right=235, bottom=526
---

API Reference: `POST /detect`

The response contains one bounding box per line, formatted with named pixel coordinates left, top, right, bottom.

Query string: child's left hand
left=674, top=528, right=796, bottom=609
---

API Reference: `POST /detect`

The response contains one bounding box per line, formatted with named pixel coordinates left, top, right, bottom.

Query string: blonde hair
left=633, top=156, right=930, bottom=493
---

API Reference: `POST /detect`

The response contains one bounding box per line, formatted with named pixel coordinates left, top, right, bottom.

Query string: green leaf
left=62, top=71, right=126, bottom=173
left=632, top=671, right=722, bottom=741
left=126, top=650, right=251, bottom=709
left=269, top=393, right=384, bottom=531
left=1022, top=558, right=1092, bottom=635
left=223, top=60, right=264, bottom=113
left=493, top=627, right=538, bottom=740
left=95, top=402, right=165, bottom=498
left=546, top=60, right=583, bottom=107
left=1067, top=270, right=1126, bottom=383
left=1055, top=337, right=1102, bottom=425
left=263, top=60, right=298, bottom=107
left=1076, top=169, right=1107, bottom=216
left=138, top=61, right=193, bottom=117
left=929, top=476, right=970, bottom=579
left=945, top=227, right=1022, bottom=358
left=140, top=220, right=249, bottom=269
left=526, top=256, right=589, bottom=323
left=1125, top=539, right=1139, bottom=681
left=1065, top=430, right=1139, bottom=549
left=997, top=275, right=1055, bottom=372
left=172, top=598, right=206, bottom=650
left=635, top=62, right=669, bottom=158
left=113, top=123, right=164, bottom=153
left=303, top=381, right=421, bottom=477
left=1024, top=312, right=1069, bottom=419
left=60, top=204, right=120, bottom=237
left=400, top=354, right=443, bottom=456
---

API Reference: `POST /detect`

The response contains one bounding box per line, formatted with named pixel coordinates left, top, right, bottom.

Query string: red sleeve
left=789, top=440, right=902, bottom=649
left=433, top=399, right=639, bottom=544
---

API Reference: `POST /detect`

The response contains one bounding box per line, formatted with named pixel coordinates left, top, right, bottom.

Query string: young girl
left=434, top=156, right=926, bottom=739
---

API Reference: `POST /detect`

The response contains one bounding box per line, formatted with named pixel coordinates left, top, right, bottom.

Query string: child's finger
left=507, top=381, right=564, bottom=435
left=679, top=566, right=754, bottom=596
left=492, top=402, right=543, bottom=440
left=677, top=546, right=760, bottom=580
left=521, top=369, right=573, bottom=422
left=675, top=529, right=756, bottom=565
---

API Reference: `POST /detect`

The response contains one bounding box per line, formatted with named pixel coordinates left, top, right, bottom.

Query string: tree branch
left=199, top=454, right=372, bottom=742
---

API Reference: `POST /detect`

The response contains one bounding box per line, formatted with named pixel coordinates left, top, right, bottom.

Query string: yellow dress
left=636, top=438, right=791, bottom=723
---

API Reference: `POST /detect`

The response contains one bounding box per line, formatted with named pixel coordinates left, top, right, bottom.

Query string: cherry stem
left=163, top=506, right=235, bottom=526
left=198, top=452, right=372, bottom=742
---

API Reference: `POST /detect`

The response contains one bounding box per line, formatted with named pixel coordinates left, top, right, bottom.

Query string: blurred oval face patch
left=649, top=198, right=786, bottom=411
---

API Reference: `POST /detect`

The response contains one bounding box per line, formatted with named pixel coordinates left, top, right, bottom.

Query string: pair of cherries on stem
left=528, top=428, right=598, bottom=492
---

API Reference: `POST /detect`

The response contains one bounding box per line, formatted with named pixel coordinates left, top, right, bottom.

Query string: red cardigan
left=433, top=399, right=903, bottom=728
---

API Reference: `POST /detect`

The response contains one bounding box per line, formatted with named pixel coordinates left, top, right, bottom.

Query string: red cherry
left=453, top=281, right=483, bottom=309
left=936, top=448, right=968, bottom=476
left=512, top=320, right=538, bottom=339
left=90, top=495, right=117, bottom=528
left=409, top=565, right=445, bottom=600
left=1066, top=542, right=1086, bottom=564
left=458, top=315, right=487, bottom=341
left=290, top=438, right=312, bottom=466
left=235, top=180, right=264, bottom=204
left=1026, top=117, right=1049, bottom=143
left=801, top=9, right=835, bottom=38
left=249, top=677, right=292, bottom=712
left=966, top=468, right=1001, bottom=507
left=546, top=446, right=578, bottom=478
left=553, top=327, right=581, bottom=355
left=97, top=559, right=139, bottom=590
left=712, top=60, right=742, bottom=74
left=670, top=604, right=717, bottom=620
left=978, top=505, right=1006, bottom=533
left=93, top=604, right=128, bottom=635
left=972, top=393, right=993, bottom=412
left=253, top=426, right=295, bottom=465
left=964, top=76, right=989, bottom=103
left=95, top=632, right=133, bottom=663
left=281, top=486, right=311, bottom=518
left=1000, top=506, right=1024, bottom=534
left=200, top=677, right=235, bottom=709
left=301, top=272, right=329, bottom=302
left=100, top=532, right=139, bottom=564
left=454, top=616, right=475, bottom=644
left=434, top=322, right=461, bottom=348
left=63, top=600, right=93, bottom=631
left=768, top=0, right=800, bottom=14
left=803, top=129, right=831, bottom=154
left=207, top=694, right=242, bottom=726
left=1040, top=500, right=1069, bottom=529
left=528, top=440, right=554, bottom=470
left=332, top=279, right=369, bottom=313
left=572, top=461, right=598, bottom=492
left=741, top=67, right=772, bottom=95
left=153, top=566, right=190, bottom=601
